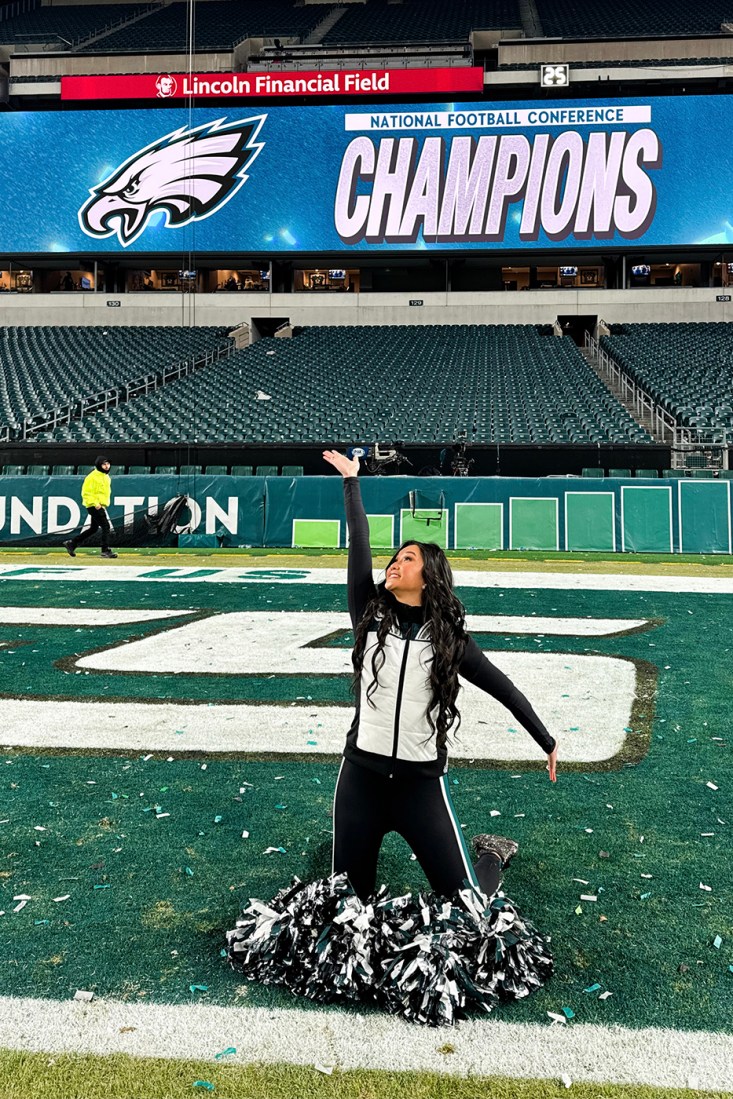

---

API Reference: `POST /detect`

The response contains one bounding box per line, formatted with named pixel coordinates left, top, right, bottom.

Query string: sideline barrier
left=0, top=475, right=730, bottom=554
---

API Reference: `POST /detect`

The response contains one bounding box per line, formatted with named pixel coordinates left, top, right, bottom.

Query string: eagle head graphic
left=78, top=115, right=265, bottom=247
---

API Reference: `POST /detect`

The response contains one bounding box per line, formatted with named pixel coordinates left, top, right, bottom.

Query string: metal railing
left=15, top=341, right=235, bottom=441
left=584, top=331, right=677, bottom=443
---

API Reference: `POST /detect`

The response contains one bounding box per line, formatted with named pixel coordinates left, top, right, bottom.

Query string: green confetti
left=583, top=983, right=602, bottom=993
left=214, top=1048, right=236, bottom=1060
left=562, top=1006, right=575, bottom=1019
left=185, top=867, right=194, bottom=877
left=275, top=804, right=287, bottom=810
left=189, top=984, right=208, bottom=993
left=574, top=905, right=583, bottom=915
left=213, top=815, right=223, bottom=824
left=192, top=1083, right=214, bottom=1091
left=93, top=884, right=111, bottom=890
left=640, top=892, right=652, bottom=900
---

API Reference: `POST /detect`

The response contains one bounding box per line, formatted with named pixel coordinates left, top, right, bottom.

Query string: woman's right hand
left=323, top=450, right=361, bottom=478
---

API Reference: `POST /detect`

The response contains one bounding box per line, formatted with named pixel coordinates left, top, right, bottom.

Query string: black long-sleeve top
left=343, top=477, right=555, bottom=778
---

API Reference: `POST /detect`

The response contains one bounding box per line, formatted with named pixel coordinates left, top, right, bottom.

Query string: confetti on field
left=263, top=846, right=286, bottom=854
left=192, top=1082, right=215, bottom=1091
left=713, top=936, right=723, bottom=949
left=214, top=1048, right=236, bottom=1060
left=315, top=1064, right=334, bottom=1075
left=560, top=1073, right=572, bottom=1089
left=547, top=1012, right=567, bottom=1024
left=699, top=883, right=712, bottom=892
left=583, top=983, right=602, bottom=993
left=53, top=895, right=70, bottom=903
left=580, top=895, right=597, bottom=902
left=189, top=984, right=208, bottom=994
left=599, top=991, right=613, bottom=1000
left=73, top=990, right=94, bottom=1002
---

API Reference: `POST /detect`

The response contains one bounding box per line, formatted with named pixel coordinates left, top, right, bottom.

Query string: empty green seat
left=1, top=465, right=26, bottom=475
left=691, top=469, right=715, bottom=478
left=581, top=467, right=604, bottom=478
left=52, top=464, right=77, bottom=475
left=663, top=469, right=686, bottom=478
left=204, top=464, right=228, bottom=475
left=127, top=465, right=151, bottom=475
left=634, top=468, right=659, bottom=478
left=26, top=464, right=50, bottom=475
left=231, top=465, right=253, bottom=476
left=154, top=465, right=177, bottom=474
left=256, top=465, right=278, bottom=477
left=608, top=468, right=631, bottom=478
left=281, top=465, right=304, bottom=477
left=180, top=464, right=202, bottom=475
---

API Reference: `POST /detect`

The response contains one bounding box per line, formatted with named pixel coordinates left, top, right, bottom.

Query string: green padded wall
left=509, top=497, right=558, bottom=550
left=292, top=519, right=340, bottom=548
left=565, top=492, right=615, bottom=552
left=454, top=503, right=503, bottom=550
left=367, top=514, right=394, bottom=549
left=399, top=509, right=448, bottom=548
left=678, top=481, right=732, bottom=554
left=621, top=487, right=672, bottom=552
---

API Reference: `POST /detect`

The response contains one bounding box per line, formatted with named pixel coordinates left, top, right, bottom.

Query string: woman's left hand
left=546, top=740, right=558, bottom=783
left=323, top=450, right=361, bottom=478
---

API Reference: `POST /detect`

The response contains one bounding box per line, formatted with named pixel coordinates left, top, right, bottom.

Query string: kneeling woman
left=227, top=451, right=558, bottom=1025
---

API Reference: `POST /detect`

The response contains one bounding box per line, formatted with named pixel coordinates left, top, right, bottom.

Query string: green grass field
left=0, top=549, right=731, bottom=1098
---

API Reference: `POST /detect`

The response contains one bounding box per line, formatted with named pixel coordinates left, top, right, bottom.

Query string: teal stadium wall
left=0, top=475, right=731, bottom=554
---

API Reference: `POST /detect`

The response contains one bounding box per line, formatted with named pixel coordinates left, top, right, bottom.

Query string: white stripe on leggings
left=331, top=757, right=345, bottom=875
left=438, top=775, right=480, bottom=889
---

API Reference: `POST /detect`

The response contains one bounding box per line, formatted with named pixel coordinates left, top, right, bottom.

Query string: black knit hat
left=94, top=455, right=111, bottom=471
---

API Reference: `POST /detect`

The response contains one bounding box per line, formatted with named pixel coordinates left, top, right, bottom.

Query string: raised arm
left=323, top=450, right=377, bottom=630
left=459, top=637, right=558, bottom=780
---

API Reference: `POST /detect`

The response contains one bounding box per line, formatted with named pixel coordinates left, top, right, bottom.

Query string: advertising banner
left=61, top=68, right=485, bottom=102
left=1, top=95, right=731, bottom=253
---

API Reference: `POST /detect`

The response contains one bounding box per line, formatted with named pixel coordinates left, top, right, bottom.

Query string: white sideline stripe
left=1, top=563, right=733, bottom=593
left=0, top=608, right=190, bottom=626
left=0, top=996, right=731, bottom=1092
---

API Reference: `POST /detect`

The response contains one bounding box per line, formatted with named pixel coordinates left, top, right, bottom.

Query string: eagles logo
left=78, top=115, right=266, bottom=247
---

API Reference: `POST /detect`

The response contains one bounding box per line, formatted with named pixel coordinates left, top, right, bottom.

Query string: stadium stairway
left=581, top=345, right=663, bottom=442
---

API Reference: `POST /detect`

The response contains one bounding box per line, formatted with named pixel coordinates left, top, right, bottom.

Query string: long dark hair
left=351, top=541, right=468, bottom=748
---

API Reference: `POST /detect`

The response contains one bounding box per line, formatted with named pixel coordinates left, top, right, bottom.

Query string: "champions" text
left=333, top=129, right=662, bottom=244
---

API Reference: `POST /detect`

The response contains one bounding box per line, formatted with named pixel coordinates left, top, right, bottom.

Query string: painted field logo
left=78, top=115, right=266, bottom=247
left=0, top=606, right=657, bottom=768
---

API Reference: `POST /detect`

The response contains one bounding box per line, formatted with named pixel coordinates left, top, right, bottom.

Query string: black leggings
left=332, top=758, right=501, bottom=901
left=71, top=507, right=112, bottom=550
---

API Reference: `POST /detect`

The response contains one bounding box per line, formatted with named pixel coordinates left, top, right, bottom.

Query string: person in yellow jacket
left=63, top=456, right=118, bottom=559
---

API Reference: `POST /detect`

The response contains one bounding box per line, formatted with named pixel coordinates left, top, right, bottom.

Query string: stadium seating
left=600, top=323, right=733, bottom=432
left=0, top=326, right=232, bottom=435
left=323, top=0, right=520, bottom=43
left=0, top=4, right=152, bottom=46
left=78, top=0, right=329, bottom=53
left=534, top=0, right=733, bottom=38
left=34, top=325, right=652, bottom=446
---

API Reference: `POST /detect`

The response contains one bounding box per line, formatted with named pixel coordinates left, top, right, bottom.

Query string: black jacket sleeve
left=344, top=477, right=377, bottom=630
left=459, top=636, right=556, bottom=754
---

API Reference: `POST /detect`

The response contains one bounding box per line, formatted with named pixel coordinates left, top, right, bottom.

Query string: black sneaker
left=100, top=550, right=118, bottom=559
left=472, top=834, right=519, bottom=869
left=63, top=540, right=76, bottom=557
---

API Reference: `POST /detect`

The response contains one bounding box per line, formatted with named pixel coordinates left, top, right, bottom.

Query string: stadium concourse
left=1, top=0, right=733, bottom=1097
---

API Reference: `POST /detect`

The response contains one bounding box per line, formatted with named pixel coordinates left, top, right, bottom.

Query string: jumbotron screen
left=3, top=95, right=730, bottom=253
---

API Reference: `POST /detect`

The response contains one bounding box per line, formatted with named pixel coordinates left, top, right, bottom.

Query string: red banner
left=61, top=67, right=484, bottom=102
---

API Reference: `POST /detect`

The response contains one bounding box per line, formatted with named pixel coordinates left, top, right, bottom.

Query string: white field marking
left=0, top=608, right=190, bottom=626
left=0, top=997, right=731, bottom=1092
left=0, top=648, right=633, bottom=762
left=1, top=563, right=733, bottom=593
left=76, top=611, right=650, bottom=676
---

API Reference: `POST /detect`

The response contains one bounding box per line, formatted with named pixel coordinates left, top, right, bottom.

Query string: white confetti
left=53, top=895, right=70, bottom=903
left=599, top=991, right=613, bottom=1000
left=314, top=1064, right=334, bottom=1076
left=699, top=883, right=712, bottom=891
left=241, top=831, right=250, bottom=839
left=547, top=1011, right=567, bottom=1024
left=73, top=990, right=94, bottom=1002
left=580, top=895, right=597, bottom=902
left=560, top=1073, right=572, bottom=1089
left=706, top=782, right=719, bottom=791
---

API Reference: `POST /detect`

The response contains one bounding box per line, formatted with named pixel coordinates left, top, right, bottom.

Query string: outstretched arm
left=323, top=450, right=376, bottom=630
left=459, top=637, right=558, bottom=781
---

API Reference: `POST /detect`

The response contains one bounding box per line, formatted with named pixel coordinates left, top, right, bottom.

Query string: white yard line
left=0, top=563, right=733, bottom=593
left=0, top=996, right=730, bottom=1092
